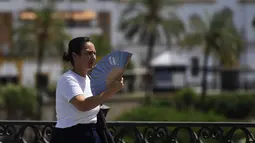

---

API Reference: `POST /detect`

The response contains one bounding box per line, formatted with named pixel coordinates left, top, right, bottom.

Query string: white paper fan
left=90, top=50, right=133, bottom=96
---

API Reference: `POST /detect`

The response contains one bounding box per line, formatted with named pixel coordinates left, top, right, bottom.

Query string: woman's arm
left=61, top=76, right=124, bottom=112
left=69, top=90, right=115, bottom=112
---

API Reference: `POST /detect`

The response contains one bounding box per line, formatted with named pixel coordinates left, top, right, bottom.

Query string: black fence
left=0, top=121, right=255, bottom=143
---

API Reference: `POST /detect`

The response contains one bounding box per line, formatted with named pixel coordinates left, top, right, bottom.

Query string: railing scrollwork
left=0, top=121, right=255, bottom=143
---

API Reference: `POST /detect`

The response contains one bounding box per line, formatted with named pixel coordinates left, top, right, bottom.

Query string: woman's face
left=73, top=42, right=96, bottom=71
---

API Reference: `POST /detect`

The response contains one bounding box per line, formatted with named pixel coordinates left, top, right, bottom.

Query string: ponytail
left=62, top=52, right=71, bottom=62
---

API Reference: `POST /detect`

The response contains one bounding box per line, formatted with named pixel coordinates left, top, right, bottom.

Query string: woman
left=50, top=37, right=124, bottom=143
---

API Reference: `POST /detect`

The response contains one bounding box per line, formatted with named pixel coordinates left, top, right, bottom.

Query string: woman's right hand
left=107, top=77, right=124, bottom=94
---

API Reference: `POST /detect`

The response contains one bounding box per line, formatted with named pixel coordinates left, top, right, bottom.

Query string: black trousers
left=49, top=124, right=102, bottom=143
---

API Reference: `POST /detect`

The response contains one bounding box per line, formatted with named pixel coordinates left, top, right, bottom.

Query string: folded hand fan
left=90, top=50, right=133, bottom=96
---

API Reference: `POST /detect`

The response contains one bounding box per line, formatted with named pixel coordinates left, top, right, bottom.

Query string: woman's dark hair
left=63, top=37, right=91, bottom=65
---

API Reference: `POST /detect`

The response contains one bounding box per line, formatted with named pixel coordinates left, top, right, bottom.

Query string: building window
left=154, top=69, right=172, bottom=82
left=19, top=10, right=97, bottom=28
left=0, top=76, right=19, bottom=85
left=191, top=56, right=199, bottom=77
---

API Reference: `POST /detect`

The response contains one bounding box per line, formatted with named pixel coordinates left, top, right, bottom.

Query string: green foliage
left=0, top=84, right=37, bottom=119
left=148, top=88, right=255, bottom=120
left=116, top=95, right=252, bottom=143
left=119, top=0, right=185, bottom=66
left=116, top=106, right=226, bottom=122
left=174, top=88, right=198, bottom=110
left=116, top=106, right=230, bottom=143
left=197, top=93, right=255, bottom=119
left=48, top=84, right=57, bottom=97
left=11, top=4, right=70, bottom=57
left=143, top=95, right=172, bottom=107
left=181, top=7, right=243, bottom=67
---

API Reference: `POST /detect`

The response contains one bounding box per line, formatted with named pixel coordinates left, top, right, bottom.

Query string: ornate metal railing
left=0, top=121, right=255, bottom=143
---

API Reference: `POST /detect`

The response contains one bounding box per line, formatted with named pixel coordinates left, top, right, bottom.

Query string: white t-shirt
left=55, top=70, right=100, bottom=128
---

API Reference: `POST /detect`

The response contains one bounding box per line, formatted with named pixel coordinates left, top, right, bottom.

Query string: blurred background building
left=0, top=0, right=255, bottom=91
left=1, top=2, right=255, bottom=143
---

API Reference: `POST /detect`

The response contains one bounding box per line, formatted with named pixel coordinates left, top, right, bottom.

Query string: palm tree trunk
left=201, top=47, right=210, bottom=102
left=146, top=36, right=155, bottom=67
left=35, top=33, right=46, bottom=120
left=144, top=34, right=156, bottom=96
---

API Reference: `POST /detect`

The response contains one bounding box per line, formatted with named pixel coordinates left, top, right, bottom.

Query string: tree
left=0, top=84, right=37, bottom=120
left=119, top=0, right=185, bottom=68
left=180, top=7, right=243, bottom=102
left=12, top=2, right=70, bottom=119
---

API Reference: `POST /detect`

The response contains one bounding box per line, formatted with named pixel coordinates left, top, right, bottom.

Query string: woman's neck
left=72, top=67, right=87, bottom=78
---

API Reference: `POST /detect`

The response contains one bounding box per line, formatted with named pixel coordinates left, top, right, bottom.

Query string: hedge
left=116, top=106, right=226, bottom=122
left=146, top=88, right=255, bottom=120
left=115, top=106, right=246, bottom=143
left=0, top=84, right=37, bottom=119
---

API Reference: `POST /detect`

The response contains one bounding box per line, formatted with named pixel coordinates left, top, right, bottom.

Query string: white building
left=0, top=0, right=255, bottom=88
left=0, top=0, right=121, bottom=86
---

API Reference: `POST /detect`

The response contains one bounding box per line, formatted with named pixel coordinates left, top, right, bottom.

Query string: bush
left=0, top=84, right=37, bottom=119
left=116, top=106, right=226, bottom=121
left=174, top=88, right=198, bottom=110
left=200, top=93, right=255, bottom=119
left=143, top=95, right=173, bottom=107
left=146, top=88, right=255, bottom=120
left=115, top=107, right=246, bottom=143
left=48, top=84, right=57, bottom=97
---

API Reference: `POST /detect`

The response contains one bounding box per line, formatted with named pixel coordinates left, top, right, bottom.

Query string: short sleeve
left=60, top=76, right=84, bottom=102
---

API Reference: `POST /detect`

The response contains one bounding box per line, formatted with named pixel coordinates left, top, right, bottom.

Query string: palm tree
left=180, top=7, right=243, bottom=102
left=12, top=3, right=70, bottom=119
left=119, top=0, right=185, bottom=67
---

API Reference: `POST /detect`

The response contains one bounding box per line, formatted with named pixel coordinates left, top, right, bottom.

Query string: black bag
left=87, top=74, right=115, bottom=143
left=96, top=107, right=115, bottom=143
